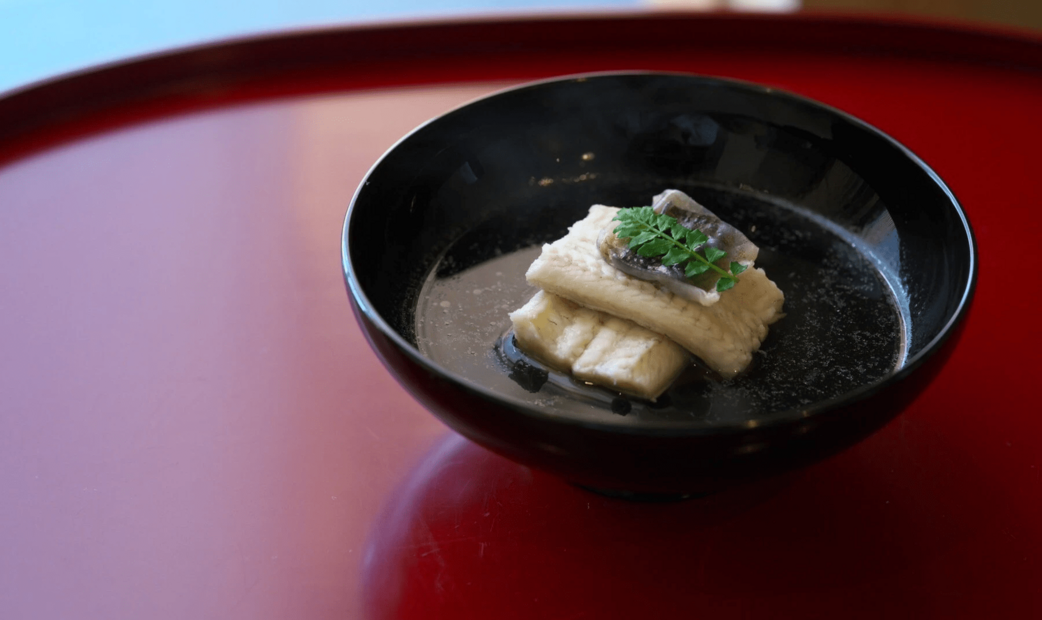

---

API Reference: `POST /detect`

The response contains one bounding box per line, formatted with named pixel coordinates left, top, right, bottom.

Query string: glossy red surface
left=1, top=13, right=1040, bottom=619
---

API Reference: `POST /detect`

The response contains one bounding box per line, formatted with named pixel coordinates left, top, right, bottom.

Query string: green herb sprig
left=612, top=207, right=747, bottom=292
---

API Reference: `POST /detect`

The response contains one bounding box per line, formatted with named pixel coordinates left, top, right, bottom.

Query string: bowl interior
left=345, top=73, right=974, bottom=429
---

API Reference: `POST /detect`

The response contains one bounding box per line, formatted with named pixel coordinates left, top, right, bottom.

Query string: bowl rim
left=341, top=70, right=978, bottom=436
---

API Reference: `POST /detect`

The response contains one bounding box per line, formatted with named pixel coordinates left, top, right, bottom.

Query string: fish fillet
left=525, top=205, right=785, bottom=377
left=509, top=290, right=689, bottom=400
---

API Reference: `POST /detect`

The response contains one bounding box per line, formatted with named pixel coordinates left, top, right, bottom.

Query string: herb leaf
left=685, top=229, right=708, bottom=248
left=636, top=238, right=672, bottom=257
left=685, top=262, right=710, bottom=278
left=662, top=246, right=689, bottom=266
left=612, top=207, right=746, bottom=293
left=716, top=277, right=737, bottom=292
left=629, top=231, right=658, bottom=246
left=703, top=247, right=727, bottom=264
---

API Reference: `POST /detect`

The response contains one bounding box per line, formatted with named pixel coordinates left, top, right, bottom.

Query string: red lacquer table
left=1, top=12, right=1040, bottom=619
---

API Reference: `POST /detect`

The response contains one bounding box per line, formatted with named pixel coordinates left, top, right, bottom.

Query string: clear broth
left=416, top=188, right=906, bottom=427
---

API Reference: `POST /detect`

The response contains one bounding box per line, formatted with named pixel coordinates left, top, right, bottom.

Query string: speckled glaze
left=343, top=73, right=975, bottom=495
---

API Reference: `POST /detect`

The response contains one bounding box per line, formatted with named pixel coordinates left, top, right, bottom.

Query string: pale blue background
left=0, top=0, right=638, bottom=93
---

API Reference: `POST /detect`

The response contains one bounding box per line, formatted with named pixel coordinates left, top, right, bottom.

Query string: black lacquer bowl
left=342, top=73, right=975, bottom=497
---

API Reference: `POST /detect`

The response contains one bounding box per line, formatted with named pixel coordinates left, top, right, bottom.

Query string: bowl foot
left=575, top=484, right=711, bottom=502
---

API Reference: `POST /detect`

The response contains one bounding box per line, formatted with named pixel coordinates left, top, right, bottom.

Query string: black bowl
left=342, top=73, right=975, bottom=497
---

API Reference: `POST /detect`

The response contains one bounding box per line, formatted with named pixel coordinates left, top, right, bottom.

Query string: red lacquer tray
left=1, top=12, right=1040, bottom=619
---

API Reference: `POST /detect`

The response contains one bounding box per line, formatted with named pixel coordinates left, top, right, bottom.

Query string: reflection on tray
left=358, top=432, right=984, bottom=617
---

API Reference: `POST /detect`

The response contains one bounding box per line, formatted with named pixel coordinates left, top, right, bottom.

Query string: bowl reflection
left=360, top=433, right=787, bottom=618
left=359, top=431, right=998, bottom=618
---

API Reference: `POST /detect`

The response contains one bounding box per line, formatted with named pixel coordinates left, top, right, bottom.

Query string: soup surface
left=416, top=186, right=906, bottom=427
